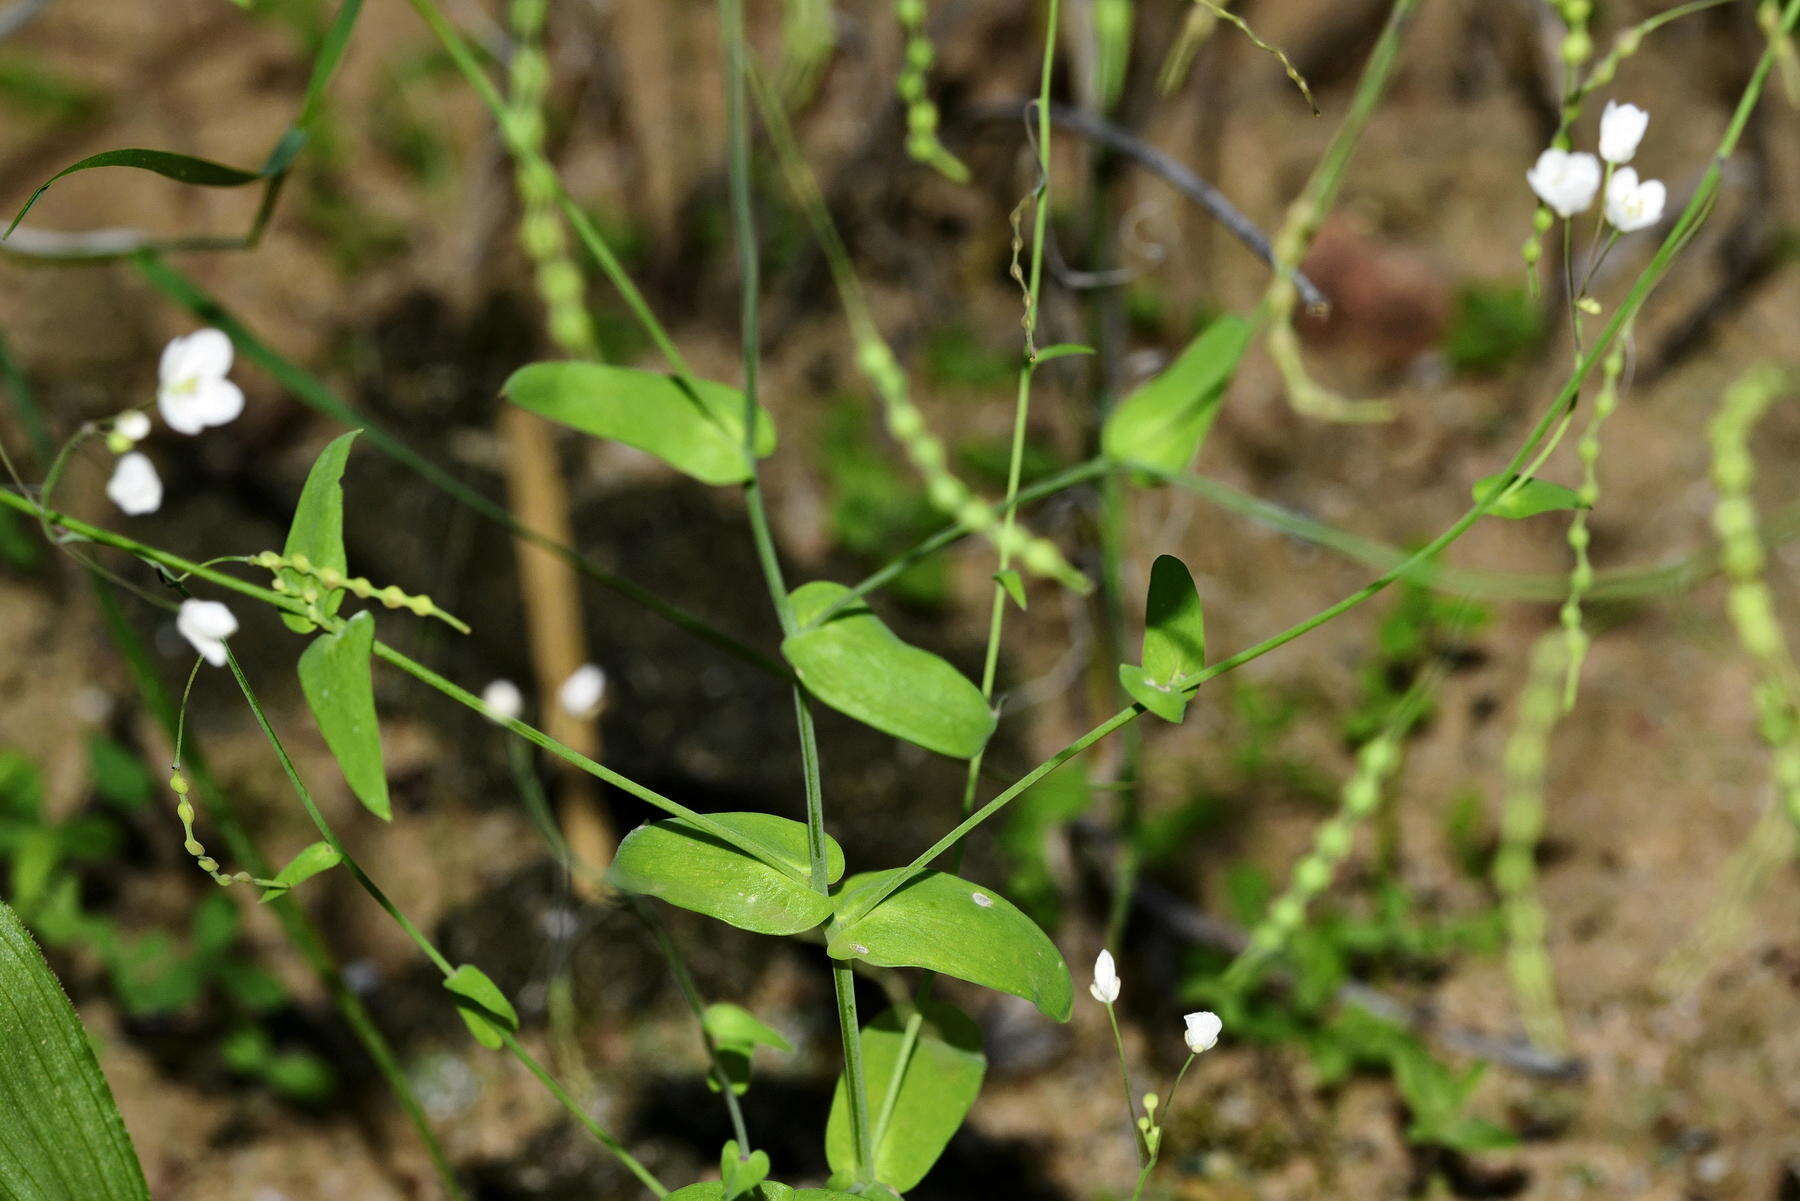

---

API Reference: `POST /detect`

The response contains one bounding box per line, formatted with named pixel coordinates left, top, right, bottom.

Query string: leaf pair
left=1118, top=555, right=1206, bottom=723
left=608, top=815, right=1072, bottom=1019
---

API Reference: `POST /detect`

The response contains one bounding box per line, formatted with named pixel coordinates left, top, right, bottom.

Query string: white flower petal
left=177, top=599, right=238, bottom=667
left=557, top=663, right=606, bottom=718
left=1183, top=1010, right=1223, bottom=1054
left=1527, top=147, right=1601, bottom=218
left=482, top=679, right=524, bottom=723
left=114, top=410, right=152, bottom=443
left=1598, top=100, right=1649, bottom=165
left=1605, top=168, right=1666, bottom=232
left=188, top=377, right=245, bottom=429
left=1089, top=949, right=1121, bottom=1004
left=160, top=328, right=234, bottom=387
left=106, top=452, right=163, bottom=515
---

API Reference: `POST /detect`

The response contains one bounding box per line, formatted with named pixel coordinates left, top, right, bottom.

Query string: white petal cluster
left=157, top=329, right=245, bottom=436
left=557, top=663, right=607, bottom=718
left=105, top=452, right=162, bottom=515
left=1089, top=949, right=1121, bottom=1004
left=1182, top=1011, right=1223, bottom=1054
left=482, top=679, right=525, bottom=723
left=1604, top=167, right=1666, bottom=233
left=1598, top=100, right=1649, bottom=165
left=177, top=599, right=238, bottom=667
left=1526, top=148, right=1602, bottom=218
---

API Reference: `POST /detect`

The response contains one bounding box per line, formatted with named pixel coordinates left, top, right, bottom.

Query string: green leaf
left=1471, top=473, right=1589, bottom=519
left=503, top=362, right=776, bottom=486
left=8, top=149, right=262, bottom=237
left=1118, top=663, right=1189, bottom=724
left=280, top=431, right=358, bottom=634
left=720, top=1142, right=771, bottom=1201
left=0, top=899, right=151, bottom=1201
left=608, top=813, right=842, bottom=936
left=703, top=1003, right=792, bottom=1095
left=296, top=611, right=390, bottom=821
left=667, top=1185, right=861, bottom=1201
left=826, top=1003, right=986, bottom=1193
left=1032, top=342, right=1095, bottom=364
left=444, top=964, right=517, bottom=1050
left=1141, top=553, right=1205, bottom=684
left=259, top=841, right=342, bottom=902
left=994, top=569, right=1027, bottom=611
left=1102, top=316, right=1251, bottom=474
left=828, top=870, right=1072, bottom=1020
left=782, top=582, right=994, bottom=759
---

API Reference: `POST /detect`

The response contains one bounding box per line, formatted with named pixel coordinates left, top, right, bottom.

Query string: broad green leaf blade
left=782, top=582, right=995, bottom=759
left=1118, top=663, right=1189, bottom=724
left=279, top=430, right=357, bottom=634
left=503, top=362, right=776, bottom=486
left=703, top=1003, right=792, bottom=1096
left=667, top=1185, right=861, bottom=1201
left=1141, top=554, right=1205, bottom=684
left=608, top=813, right=842, bottom=936
left=296, top=611, right=390, bottom=821
left=825, top=1003, right=986, bottom=1193
left=828, top=870, right=1072, bottom=1020
left=0, top=900, right=150, bottom=1201
left=444, top=964, right=517, bottom=1050
left=258, top=841, right=342, bottom=902
left=1102, top=316, right=1251, bottom=474
left=8, top=149, right=261, bottom=237
left=1472, top=473, right=1589, bottom=519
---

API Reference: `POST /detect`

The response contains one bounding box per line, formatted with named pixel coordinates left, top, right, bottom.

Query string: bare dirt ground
left=2, top=1, right=1798, bottom=1198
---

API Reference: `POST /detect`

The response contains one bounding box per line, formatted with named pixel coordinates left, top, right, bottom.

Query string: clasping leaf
left=608, top=813, right=843, bottom=936
left=1102, top=316, right=1250, bottom=475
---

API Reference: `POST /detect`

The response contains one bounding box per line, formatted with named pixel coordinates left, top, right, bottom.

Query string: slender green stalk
left=222, top=647, right=668, bottom=1197
left=1103, top=1001, right=1146, bottom=1165
left=638, top=901, right=754, bottom=1151
left=718, top=0, right=873, bottom=1179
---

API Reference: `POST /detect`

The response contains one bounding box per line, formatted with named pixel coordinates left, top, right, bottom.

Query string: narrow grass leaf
left=0, top=900, right=151, bottom=1201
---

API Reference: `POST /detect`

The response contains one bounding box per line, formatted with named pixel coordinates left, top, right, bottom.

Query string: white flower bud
left=1182, top=1010, right=1222, bottom=1054
left=177, top=599, right=238, bottom=667
left=481, top=679, right=525, bottom=723
left=1598, top=100, right=1649, bottom=165
left=1090, top=948, right=1121, bottom=1004
left=105, top=452, right=162, bottom=515
left=557, top=663, right=606, bottom=718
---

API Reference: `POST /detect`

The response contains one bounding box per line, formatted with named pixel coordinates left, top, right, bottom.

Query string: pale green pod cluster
left=508, top=0, right=602, bottom=360
left=854, top=340, right=1088, bottom=592
left=1558, top=332, right=1628, bottom=707
left=169, top=770, right=262, bottom=889
left=1223, top=730, right=1404, bottom=989
left=1708, top=366, right=1800, bottom=827
left=1494, top=633, right=1568, bottom=1053
left=254, top=549, right=471, bottom=634
left=893, top=0, right=969, bottom=183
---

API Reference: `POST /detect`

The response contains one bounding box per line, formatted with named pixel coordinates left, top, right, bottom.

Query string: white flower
left=1598, top=101, right=1649, bottom=165
left=1183, top=1010, right=1222, bottom=1054
left=482, top=679, right=524, bottom=723
left=105, top=452, right=162, bottom=515
left=1526, top=148, right=1602, bottom=218
left=1090, top=949, right=1121, bottom=1004
left=557, top=663, right=606, bottom=718
left=1604, top=167, right=1666, bottom=233
left=114, top=410, right=152, bottom=443
left=177, top=599, right=238, bottom=667
left=157, top=329, right=244, bottom=436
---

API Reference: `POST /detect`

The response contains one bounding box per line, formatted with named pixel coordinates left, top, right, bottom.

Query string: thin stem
left=222, top=646, right=667, bottom=1197
left=1104, top=1002, right=1146, bottom=1164
left=638, top=901, right=753, bottom=1151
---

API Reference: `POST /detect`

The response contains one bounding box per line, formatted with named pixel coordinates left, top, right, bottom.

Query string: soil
left=2, top=1, right=1798, bottom=1199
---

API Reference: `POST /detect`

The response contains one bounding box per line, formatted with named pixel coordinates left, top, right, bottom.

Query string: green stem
left=1104, top=1001, right=1146, bottom=1164
left=222, top=646, right=668, bottom=1197
left=638, top=900, right=754, bottom=1152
